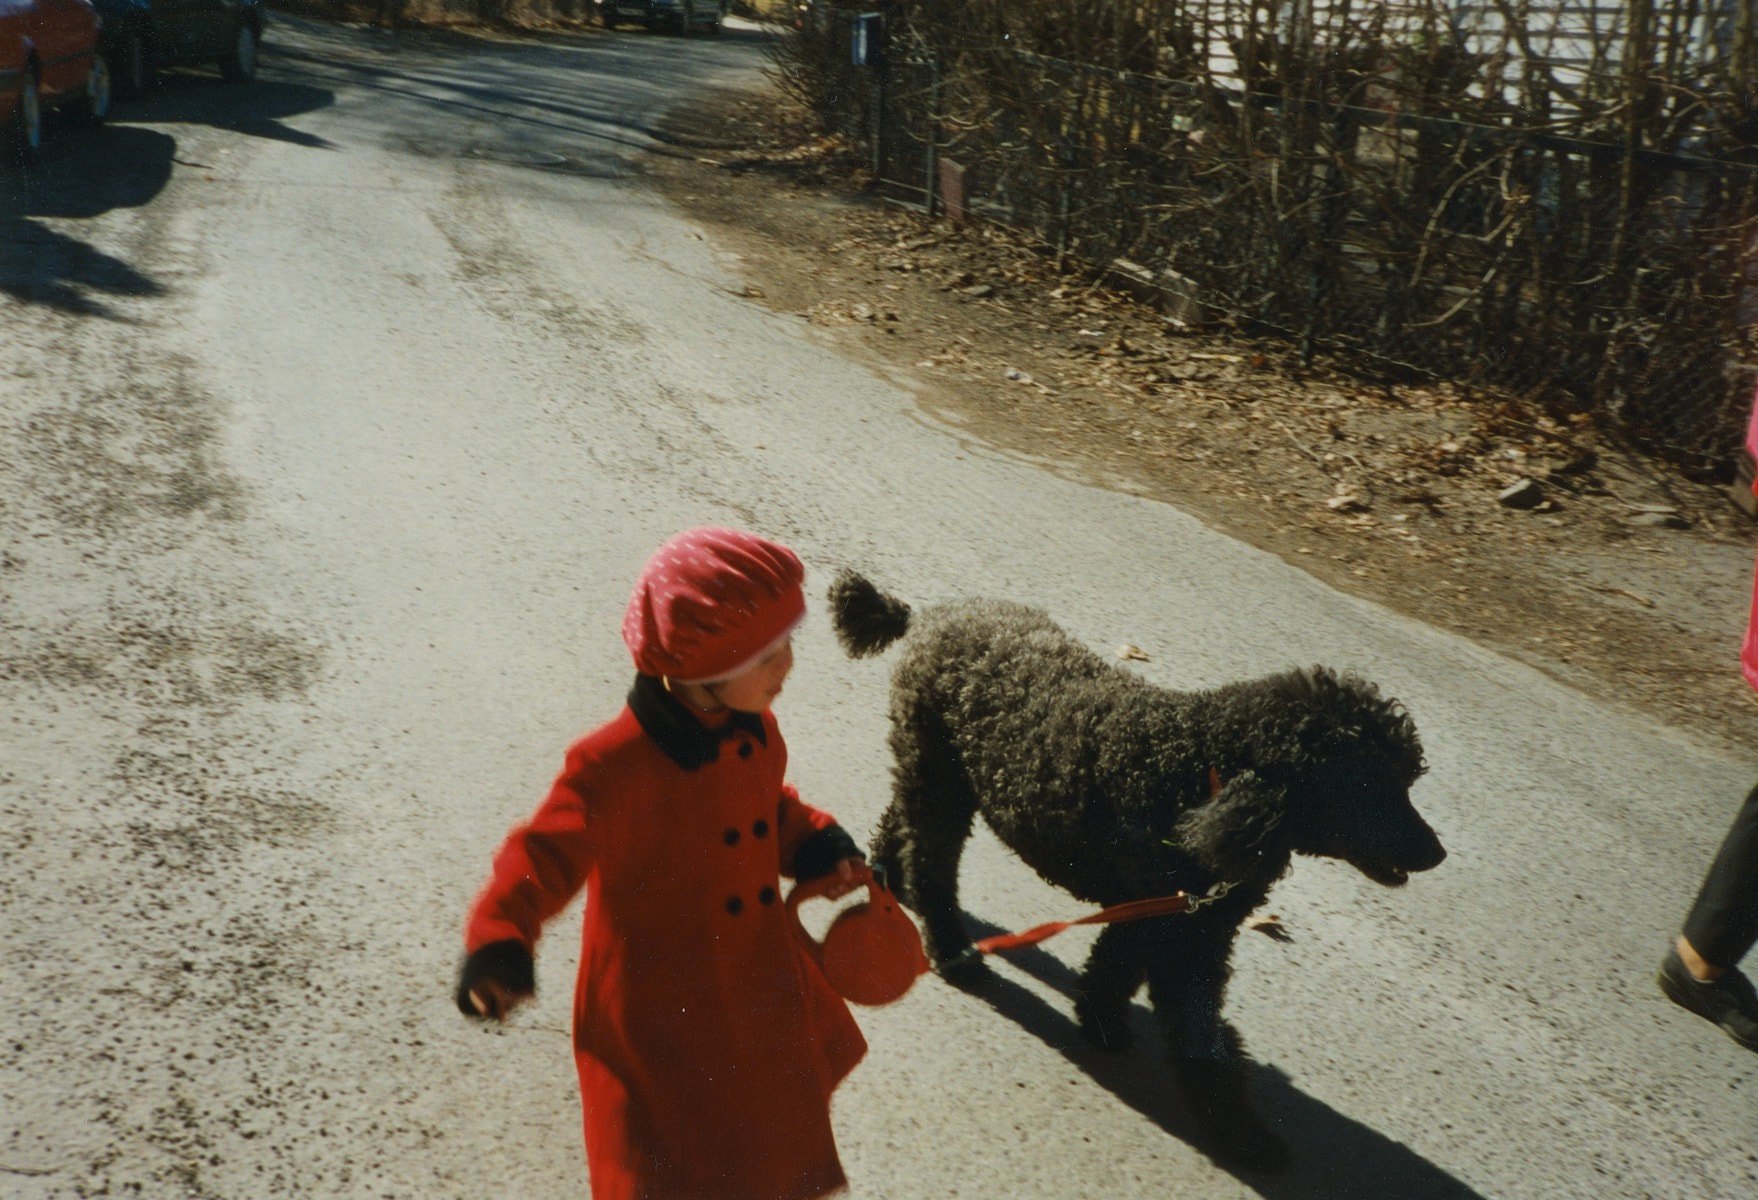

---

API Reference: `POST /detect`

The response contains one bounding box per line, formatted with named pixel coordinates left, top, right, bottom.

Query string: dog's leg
left=868, top=800, right=909, bottom=903
left=1075, top=924, right=1146, bottom=1052
left=882, top=707, right=987, bottom=983
left=1144, top=930, right=1290, bottom=1172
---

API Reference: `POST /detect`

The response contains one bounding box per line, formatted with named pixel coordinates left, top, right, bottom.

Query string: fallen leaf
left=1247, top=914, right=1293, bottom=942
left=1117, top=643, right=1151, bottom=662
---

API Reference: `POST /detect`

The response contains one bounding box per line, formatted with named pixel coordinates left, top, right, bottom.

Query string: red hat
left=623, top=527, right=807, bottom=684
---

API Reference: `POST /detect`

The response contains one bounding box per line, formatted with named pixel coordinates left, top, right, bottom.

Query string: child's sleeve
left=776, top=783, right=864, bottom=881
left=463, top=742, right=599, bottom=956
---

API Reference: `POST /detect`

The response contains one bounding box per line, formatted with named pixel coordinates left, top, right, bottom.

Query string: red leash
left=972, top=884, right=1231, bottom=954
left=971, top=768, right=1232, bottom=955
left=797, top=770, right=1235, bottom=1002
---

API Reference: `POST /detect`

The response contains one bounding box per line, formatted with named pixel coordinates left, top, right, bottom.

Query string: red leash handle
left=972, top=892, right=1197, bottom=954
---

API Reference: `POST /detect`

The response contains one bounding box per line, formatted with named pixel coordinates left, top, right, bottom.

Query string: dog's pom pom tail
left=828, top=570, right=911, bottom=657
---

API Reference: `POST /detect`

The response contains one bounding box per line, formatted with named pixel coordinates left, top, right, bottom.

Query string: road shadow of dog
left=951, top=914, right=1486, bottom=1200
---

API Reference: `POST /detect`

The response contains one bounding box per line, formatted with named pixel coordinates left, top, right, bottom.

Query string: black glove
left=455, top=940, right=535, bottom=1019
left=791, top=823, right=864, bottom=882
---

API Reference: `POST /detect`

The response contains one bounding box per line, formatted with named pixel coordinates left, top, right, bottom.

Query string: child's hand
left=456, top=941, right=535, bottom=1022
left=466, top=978, right=525, bottom=1022
left=819, top=856, right=866, bottom=900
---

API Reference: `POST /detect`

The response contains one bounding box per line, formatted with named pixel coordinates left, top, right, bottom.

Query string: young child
left=456, top=527, right=868, bottom=1200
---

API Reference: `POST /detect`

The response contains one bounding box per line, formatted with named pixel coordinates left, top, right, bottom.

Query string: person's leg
left=1680, top=781, right=1758, bottom=971
left=1659, top=782, right=1758, bottom=1051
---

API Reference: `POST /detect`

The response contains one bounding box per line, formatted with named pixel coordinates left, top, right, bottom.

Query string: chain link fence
left=773, top=0, right=1758, bottom=474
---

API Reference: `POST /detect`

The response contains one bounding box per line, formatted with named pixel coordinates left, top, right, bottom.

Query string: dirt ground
left=644, top=84, right=1758, bottom=755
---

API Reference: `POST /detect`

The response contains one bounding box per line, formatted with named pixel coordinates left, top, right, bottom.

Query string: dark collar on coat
left=628, top=673, right=768, bottom=772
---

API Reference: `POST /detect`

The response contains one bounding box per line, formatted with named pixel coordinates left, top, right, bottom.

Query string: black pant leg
left=1682, top=780, right=1758, bottom=969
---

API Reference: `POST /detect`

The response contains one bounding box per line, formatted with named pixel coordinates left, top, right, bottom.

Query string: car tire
left=707, top=1, right=724, bottom=32
left=676, top=0, right=694, bottom=34
left=70, top=52, right=112, bottom=127
left=600, top=2, right=617, bottom=28
left=7, top=68, right=42, bottom=169
left=116, top=34, right=153, bottom=97
left=218, top=20, right=258, bottom=83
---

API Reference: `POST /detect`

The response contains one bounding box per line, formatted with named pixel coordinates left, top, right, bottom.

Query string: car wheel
left=599, top=1, right=617, bottom=28
left=707, top=0, right=725, bottom=32
left=116, top=34, right=153, bottom=97
left=218, top=20, right=258, bottom=83
left=676, top=0, right=694, bottom=34
left=8, top=69, right=42, bottom=168
left=71, top=52, right=112, bottom=127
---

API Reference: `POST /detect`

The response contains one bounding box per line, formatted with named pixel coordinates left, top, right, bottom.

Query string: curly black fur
left=829, top=569, right=912, bottom=658
left=833, top=573, right=1445, bottom=1171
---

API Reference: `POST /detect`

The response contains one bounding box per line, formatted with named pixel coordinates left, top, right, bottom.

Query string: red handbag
left=787, top=864, right=929, bottom=1006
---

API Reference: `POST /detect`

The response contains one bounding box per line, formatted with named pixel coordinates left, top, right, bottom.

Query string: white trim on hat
left=675, top=611, right=807, bottom=686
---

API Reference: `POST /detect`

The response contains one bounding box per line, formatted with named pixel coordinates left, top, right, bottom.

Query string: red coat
left=1744, top=560, right=1758, bottom=693
left=465, top=685, right=867, bottom=1200
left=1745, top=385, right=1758, bottom=691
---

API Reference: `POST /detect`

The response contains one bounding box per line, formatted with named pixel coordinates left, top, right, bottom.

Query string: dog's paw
left=1173, top=1058, right=1291, bottom=1173
left=933, top=947, right=995, bottom=990
left=1074, top=995, right=1135, bottom=1053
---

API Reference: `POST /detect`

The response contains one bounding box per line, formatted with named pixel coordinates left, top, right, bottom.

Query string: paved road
left=2, top=15, right=1754, bottom=1199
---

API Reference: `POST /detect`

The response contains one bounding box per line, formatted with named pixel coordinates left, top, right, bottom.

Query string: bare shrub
left=782, top=0, right=1758, bottom=470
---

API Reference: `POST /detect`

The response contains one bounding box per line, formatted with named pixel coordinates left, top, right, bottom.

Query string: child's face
left=710, top=637, right=795, bottom=713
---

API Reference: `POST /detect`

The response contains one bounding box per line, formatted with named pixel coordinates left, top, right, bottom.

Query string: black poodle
left=829, top=571, right=1446, bottom=1171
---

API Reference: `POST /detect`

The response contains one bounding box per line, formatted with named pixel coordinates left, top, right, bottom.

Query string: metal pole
left=925, top=58, right=941, bottom=219
left=873, top=65, right=885, bottom=183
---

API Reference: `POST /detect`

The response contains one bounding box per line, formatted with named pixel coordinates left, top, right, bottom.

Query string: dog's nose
left=1407, top=836, right=1447, bottom=873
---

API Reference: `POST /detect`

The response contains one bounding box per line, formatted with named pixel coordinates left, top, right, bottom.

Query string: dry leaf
left=1117, top=643, right=1151, bottom=662
left=1591, top=585, right=1655, bottom=608
left=1246, top=913, right=1292, bottom=942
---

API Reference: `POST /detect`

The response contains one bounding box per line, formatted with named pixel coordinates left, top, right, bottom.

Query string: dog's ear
left=1172, top=770, right=1291, bottom=883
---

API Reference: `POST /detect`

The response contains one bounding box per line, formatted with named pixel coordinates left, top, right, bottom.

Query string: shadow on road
left=270, top=41, right=656, bottom=163
left=124, top=73, right=339, bottom=149
left=0, top=126, right=175, bottom=315
left=263, top=16, right=776, bottom=172
left=0, top=73, right=334, bottom=316
left=955, top=913, right=1487, bottom=1199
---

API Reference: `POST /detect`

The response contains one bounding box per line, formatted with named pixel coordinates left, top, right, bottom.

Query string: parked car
left=1, top=0, right=110, bottom=165
left=599, top=0, right=725, bottom=34
left=92, top=0, right=261, bottom=96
